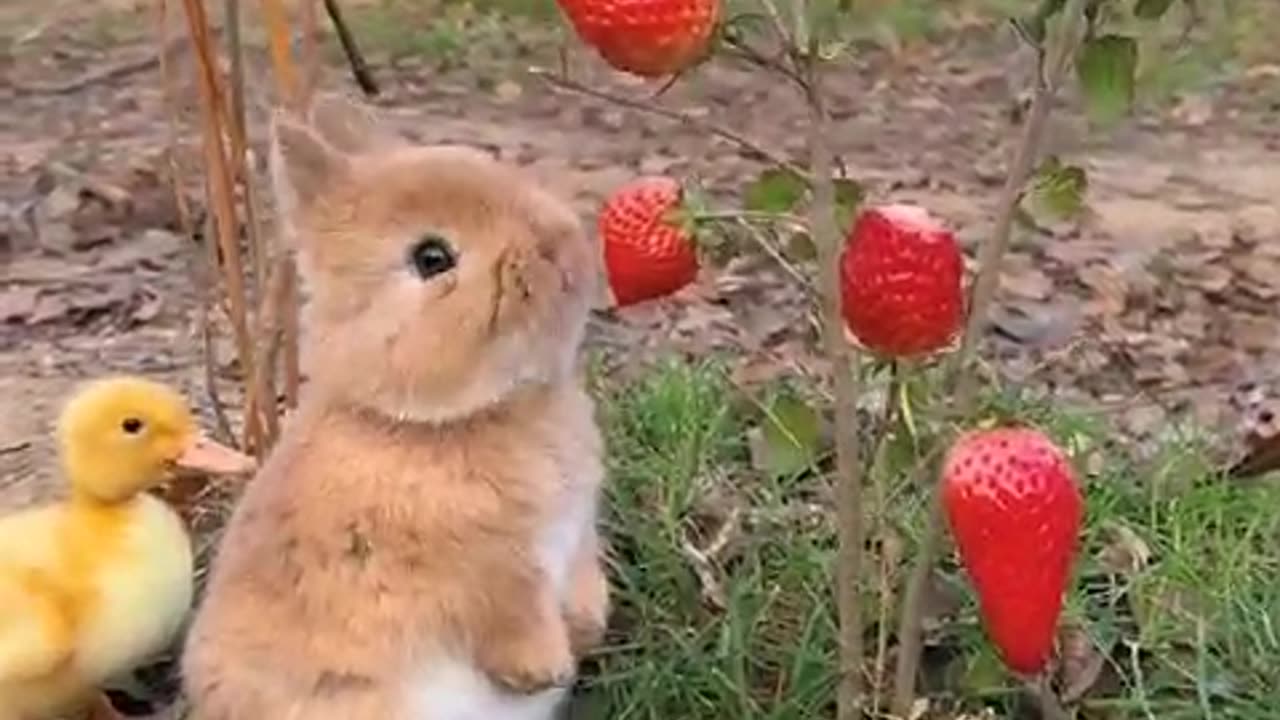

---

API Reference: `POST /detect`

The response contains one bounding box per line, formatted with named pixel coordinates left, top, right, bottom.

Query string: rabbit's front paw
left=565, top=553, right=609, bottom=656
left=480, top=615, right=576, bottom=694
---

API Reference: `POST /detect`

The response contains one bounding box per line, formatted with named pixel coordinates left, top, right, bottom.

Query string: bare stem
left=223, top=0, right=281, bottom=446
left=869, top=360, right=901, bottom=717
left=950, top=0, right=1088, bottom=408
left=259, top=0, right=305, bottom=411
left=180, top=0, right=262, bottom=451
left=324, top=0, right=380, bottom=96
left=804, top=60, right=865, bottom=720
left=529, top=67, right=806, bottom=179
left=889, top=3, right=1089, bottom=716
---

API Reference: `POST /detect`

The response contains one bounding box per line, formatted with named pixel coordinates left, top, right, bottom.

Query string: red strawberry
left=941, top=427, right=1083, bottom=676
left=555, top=0, right=720, bottom=78
left=599, top=176, right=699, bottom=307
left=839, top=203, right=964, bottom=358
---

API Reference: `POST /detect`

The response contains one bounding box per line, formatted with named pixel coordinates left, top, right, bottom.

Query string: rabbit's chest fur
left=186, top=384, right=602, bottom=719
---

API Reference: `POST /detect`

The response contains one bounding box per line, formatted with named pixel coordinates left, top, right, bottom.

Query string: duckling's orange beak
left=174, top=435, right=256, bottom=475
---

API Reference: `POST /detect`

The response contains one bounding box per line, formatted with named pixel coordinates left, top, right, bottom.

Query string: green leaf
left=1076, top=34, right=1139, bottom=124
left=743, top=168, right=807, bottom=214
left=1133, top=0, right=1175, bottom=19
left=1026, top=156, right=1089, bottom=220
left=1011, top=0, right=1067, bottom=46
left=752, top=390, right=823, bottom=479
left=833, top=178, right=864, bottom=232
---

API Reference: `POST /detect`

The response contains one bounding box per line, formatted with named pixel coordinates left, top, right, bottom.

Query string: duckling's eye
left=121, top=418, right=144, bottom=435
left=408, top=234, right=456, bottom=280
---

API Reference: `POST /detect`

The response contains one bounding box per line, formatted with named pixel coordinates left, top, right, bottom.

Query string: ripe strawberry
left=555, top=0, right=720, bottom=78
left=599, top=176, right=699, bottom=307
left=839, top=203, right=964, bottom=358
left=941, top=427, right=1083, bottom=676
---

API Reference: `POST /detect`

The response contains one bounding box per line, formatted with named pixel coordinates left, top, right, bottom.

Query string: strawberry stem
left=802, top=51, right=867, bottom=720
left=889, top=1, right=1091, bottom=716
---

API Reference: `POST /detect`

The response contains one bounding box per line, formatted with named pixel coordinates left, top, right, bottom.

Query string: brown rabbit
left=180, top=95, right=609, bottom=720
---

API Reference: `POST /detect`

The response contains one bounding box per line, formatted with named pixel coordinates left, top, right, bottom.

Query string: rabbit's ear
left=309, top=93, right=402, bottom=154
left=270, top=109, right=348, bottom=212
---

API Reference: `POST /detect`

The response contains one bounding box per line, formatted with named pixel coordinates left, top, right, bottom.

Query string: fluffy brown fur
left=181, top=95, right=608, bottom=720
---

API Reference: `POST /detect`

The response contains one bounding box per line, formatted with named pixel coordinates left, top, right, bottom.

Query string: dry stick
left=225, top=0, right=257, bottom=298
left=869, top=360, right=902, bottom=718
left=324, top=0, right=380, bottom=96
left=260, top=0, right=304, bottom=410
left=155, top=0, right=236, bottom=446
left=224, top=0, right=281, bottom=445
left=181, top=0, right=263, bottom=452
left=529, top=67, right=806, bottom=179
left=888, top=3, right=1090, bottom=718
left=804, top=61, right=866, bottom=720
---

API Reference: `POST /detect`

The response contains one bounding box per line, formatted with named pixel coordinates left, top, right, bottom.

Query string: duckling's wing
left=0, top=571, right=75, bottom=681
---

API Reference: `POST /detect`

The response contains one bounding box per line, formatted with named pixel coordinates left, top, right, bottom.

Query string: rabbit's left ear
left=308, top=93, right=404, bottom=155
left=269, top=109, right=349, bottom=215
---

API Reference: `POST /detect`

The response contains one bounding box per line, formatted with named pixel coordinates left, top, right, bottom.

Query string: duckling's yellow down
left=0, top=377, right=252, bottom=719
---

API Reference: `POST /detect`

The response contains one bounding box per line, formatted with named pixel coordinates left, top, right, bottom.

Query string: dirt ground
left=5, top=1, right=1280, bottom=499
left=2, top=1, right=1280, bottom=710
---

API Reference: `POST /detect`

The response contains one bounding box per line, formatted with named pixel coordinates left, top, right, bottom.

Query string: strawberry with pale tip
left=839, top=203, right=964, bottom=358
left=599, top=176, right=700, bottom=307
left=555, top=0, right=721, bottom=78
left=941, top=426, right=1084, bottom=676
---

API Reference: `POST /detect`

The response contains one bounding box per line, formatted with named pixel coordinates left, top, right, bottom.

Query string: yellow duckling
left=0, top=376, right=254, bottom=720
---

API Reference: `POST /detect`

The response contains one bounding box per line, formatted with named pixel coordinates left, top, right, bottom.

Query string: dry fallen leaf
left=1056, top=622, right=1109, bottom=703
left=1097, top=521, right=1152, bottom=576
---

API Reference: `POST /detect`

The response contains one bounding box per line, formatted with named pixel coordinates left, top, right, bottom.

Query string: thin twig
left=155, top=0, right=236, bottom=447
left=732, top=217, right=813, bottom=291
left=1, top=44, right=178, bottom=96
left=180, top=0, right=262, bottom=451
left=869, top=360, right=901, bottom=717
left=890, top=3, right=1089, bottom=716
left=529, top=67, right=806, bottom=179
left=324, top=0, right=380, bottom=96
left=223, top=0, right=281, bottom=446
left=951, top=2, right=1086, bottom=408
left=259, top=0, right=305, bottom=411
left=805, top=58, right=866, bottom=720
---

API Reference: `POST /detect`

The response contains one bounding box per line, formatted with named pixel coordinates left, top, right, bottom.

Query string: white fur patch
left=406, top=660, right=567, bottom=720
left=406, top=479, right=595, bottom=719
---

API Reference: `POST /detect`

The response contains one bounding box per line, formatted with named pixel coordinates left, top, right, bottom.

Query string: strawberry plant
left=538, top=0, right=1212, bottom=717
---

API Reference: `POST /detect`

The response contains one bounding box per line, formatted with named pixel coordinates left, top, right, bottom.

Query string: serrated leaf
left=744, top=168, right=806, bottom=214
left=833, top=178, right=864, bottom=231
left=1076, top=34, right=1139, bottom=124
left=1026, top=156, right=1088, bottom=220
left=752, top=391, right=822, bottom=479
left=1133, top=0, right=1175, bottom=19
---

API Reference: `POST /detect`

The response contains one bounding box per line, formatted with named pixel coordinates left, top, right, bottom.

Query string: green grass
left=578, top=357, right=1280, bottom=719
left=338, top=0, right=561, bottom=70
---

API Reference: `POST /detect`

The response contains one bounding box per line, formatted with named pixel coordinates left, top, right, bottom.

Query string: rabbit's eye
left=408, top=234, right=457, bottom=280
